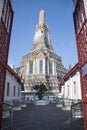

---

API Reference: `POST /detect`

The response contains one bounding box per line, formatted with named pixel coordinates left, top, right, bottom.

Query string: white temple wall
left=34, top=29, right=41, bottom=40
left=27, top=58, right=56, bottom=75
left=37, top=58, right=56, bottom=75
left=4, top=69, right=22, bottom=102
left=61, top=71, right=82, bottom=100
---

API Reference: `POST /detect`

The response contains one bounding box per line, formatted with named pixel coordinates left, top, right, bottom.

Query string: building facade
left=19, top=9, right=66, bottom=94
left=4, top=65, right=23, bottom=102
left=72, top=0, right=87, bottom=129
left=61, top=63, right=82, bottom=100
left=0, top=0, right=13, bottom=127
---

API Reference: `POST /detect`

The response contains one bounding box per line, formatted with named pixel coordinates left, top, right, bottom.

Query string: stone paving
left=2, top=103, right=84, bottom=130
left=13, top=103, right=71, bottom=130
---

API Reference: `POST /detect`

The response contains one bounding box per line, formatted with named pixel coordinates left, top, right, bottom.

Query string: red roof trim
left=6, top=65, right=24, bottom=86
left=61, top=63, right=79, bottom=82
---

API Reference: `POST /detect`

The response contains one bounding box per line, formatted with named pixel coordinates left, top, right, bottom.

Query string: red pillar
left=0, top=0, right=13, bottom=128
left=73, top=0, right=87, bottom=129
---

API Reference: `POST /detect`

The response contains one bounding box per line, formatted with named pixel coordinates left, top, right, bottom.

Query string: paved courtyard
left=2, top=104, right=84, bottom=130
left=13, top=103, right=71, bottom=130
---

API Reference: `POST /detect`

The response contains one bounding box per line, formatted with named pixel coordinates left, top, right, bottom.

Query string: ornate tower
left=19, top=9, right=66, bottom=94
left=0, top=0, right=13, bottom=127
left=32, top=9, right=54, bottom=52
left=72, top=0, right=87, bottom=129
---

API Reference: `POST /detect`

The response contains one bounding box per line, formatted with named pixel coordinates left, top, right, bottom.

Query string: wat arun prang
left=18, top=9, right=67, bottom=95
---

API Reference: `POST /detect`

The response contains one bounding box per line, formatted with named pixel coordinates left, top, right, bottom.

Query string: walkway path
left=13, top=103, right=71, bottom=130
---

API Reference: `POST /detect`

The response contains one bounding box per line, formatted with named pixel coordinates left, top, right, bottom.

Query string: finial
left=40, top=8, right=44, bottom=11
left=39, top=9, right=46, bottom=25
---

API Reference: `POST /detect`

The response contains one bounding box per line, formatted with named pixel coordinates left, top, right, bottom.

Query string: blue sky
left=8, top=0, right=78, bottom=69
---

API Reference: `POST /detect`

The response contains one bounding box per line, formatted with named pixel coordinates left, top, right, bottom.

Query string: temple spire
left=39, top=9, right=46, bottom=25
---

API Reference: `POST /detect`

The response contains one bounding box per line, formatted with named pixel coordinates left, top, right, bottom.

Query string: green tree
left=34, top=83, right=47, bottom=100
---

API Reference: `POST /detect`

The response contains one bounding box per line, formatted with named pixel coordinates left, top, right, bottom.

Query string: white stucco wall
left=32, top=58, right=45, bottom=74
left=61, top=71, right=82, bottom=100
left=4, top=69, right=22, bottom=102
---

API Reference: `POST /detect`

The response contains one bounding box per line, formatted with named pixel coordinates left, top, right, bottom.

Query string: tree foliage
left=34, top=83, right=47, bottom=100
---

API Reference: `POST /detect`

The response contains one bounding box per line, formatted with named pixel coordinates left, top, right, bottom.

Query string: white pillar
left=54, top=62, right=56, bottom=75
left=36, top=59, right=39, bottom=74
left=33, top=60, right=35, bottom=74
left=47, top=60, right=49, bottom=75
left=63, top=86, right=65, bottom=98
left=26, top=62, right=29, bottom=75
left=70, top=77, right=73, bottom=99
left=53, top=62, right=54, bottom=75
left=11, top=75, right=13, bottom=100
left=43, top=58, right=45, bottom=74
left=64, top=83, right=67, bottom=98
left=76, top=71, right=82, bottom=99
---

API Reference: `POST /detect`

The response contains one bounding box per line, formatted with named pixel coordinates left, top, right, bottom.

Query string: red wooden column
left=0, top=0, right=13, bottom=128
left=73, top=0, right=87, bottom=129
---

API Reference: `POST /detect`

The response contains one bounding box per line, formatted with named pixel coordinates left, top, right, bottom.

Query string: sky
left=8, top=0, right=78, bottom=69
